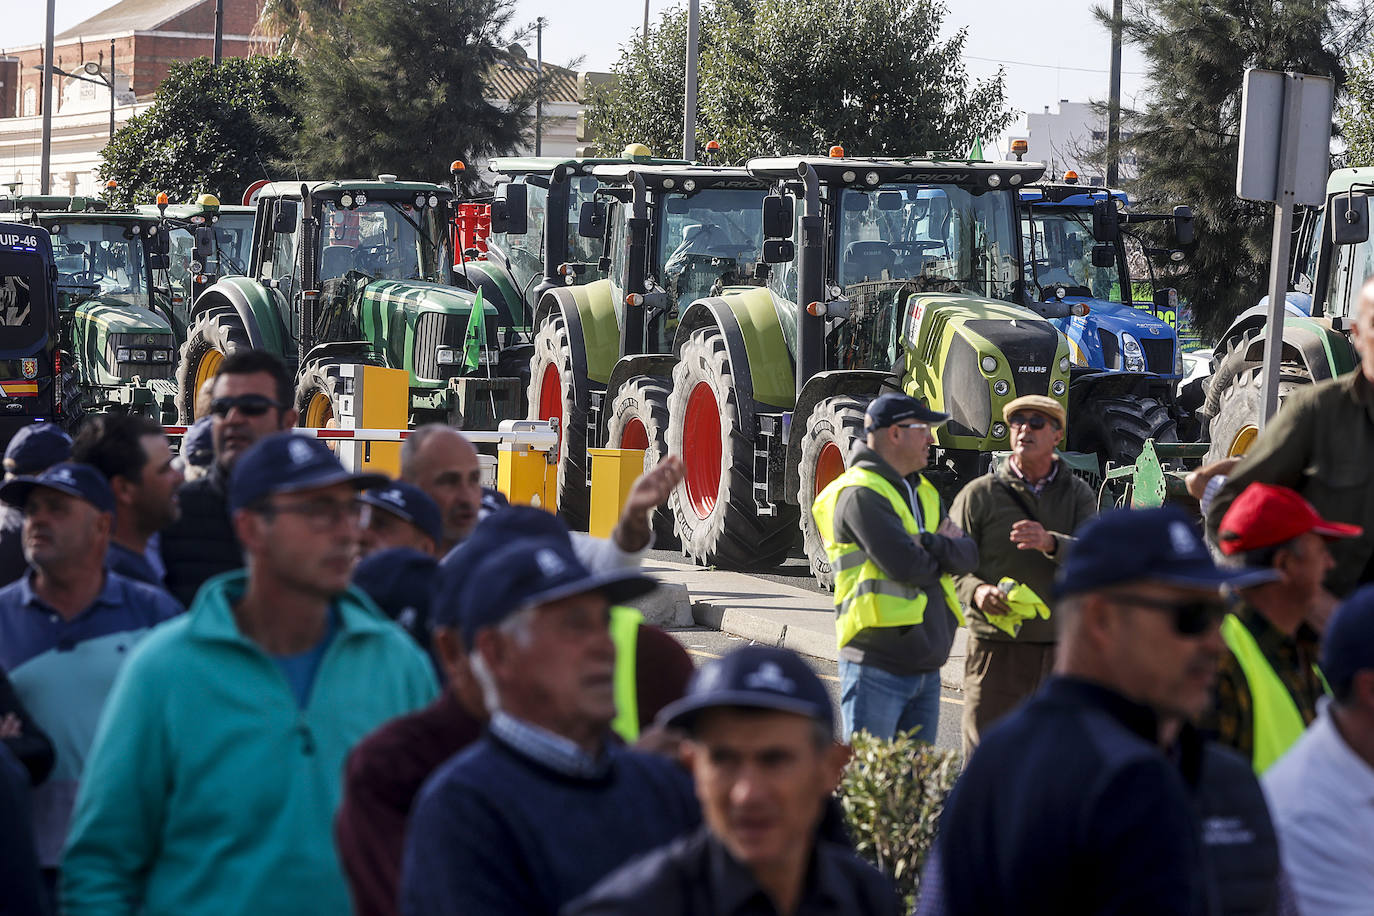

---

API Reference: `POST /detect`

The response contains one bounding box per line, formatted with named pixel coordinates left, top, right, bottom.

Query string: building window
left=22, top=87, right=35, bottom=117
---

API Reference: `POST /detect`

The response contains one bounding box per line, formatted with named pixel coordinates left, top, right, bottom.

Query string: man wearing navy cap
left=400, top=509, right=699, bottom=916
left=62, top=433, right=437, bottom=916
left=358, top=481, right=443, bottom=557
left=0, top=461, right=180, bottom=887
left=929, top=507, right=1274, bottom=916
left=1265, top=584, right=1374, bottom=915
left=0, top=422, right=72, bottom=587
left=568, top=645, right=901, bottom=916
left=812, top=392, right=977, bottom=742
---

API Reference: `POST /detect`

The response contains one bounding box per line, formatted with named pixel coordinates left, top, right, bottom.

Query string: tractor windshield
left=51, top=222, right=149, bottom=310
left=567, top=176, right=606, bottom=272
left=836, top=184, right=1020, bottom=302
left=319, top=198, right=446, bottom=283
left=167, top=213, right=253, bottom=287
left=658, top=187, right=765, bottom=308
left=1023, top=207, right=1117, bottom=300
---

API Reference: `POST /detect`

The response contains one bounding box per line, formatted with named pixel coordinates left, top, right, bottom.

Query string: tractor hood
left=903, top=293, right=1071, bottom=449
left=75, top=298, right=174, bottom=337
left=357, top=279, right=498, bottom=385
left=361, top=279, right=491, bottom=316
left=73, top=297, right=177, bottom=388
left=1051, top=296, right=1180, bottom=377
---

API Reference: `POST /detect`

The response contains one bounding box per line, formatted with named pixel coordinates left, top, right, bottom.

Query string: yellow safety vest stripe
left=1220, top=613, right=1306, bottom=774
left=812, top=466, right=963, bottom=648
left=609, top=605, right=643, bottom=743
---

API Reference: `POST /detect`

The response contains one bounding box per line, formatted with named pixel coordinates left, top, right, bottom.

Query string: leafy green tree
left=291, top=0, right=541, bottom=188
left=1103, top=0, right=1367, bottom=339
left=1341, top=53, right=1374, bottom=168
left=585, top=0, right=1012, bottom=160
left=98, top=56, right=302, bottom=210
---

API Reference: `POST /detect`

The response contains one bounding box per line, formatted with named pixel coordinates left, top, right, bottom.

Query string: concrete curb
left=625, top=582, right=694, bottom=628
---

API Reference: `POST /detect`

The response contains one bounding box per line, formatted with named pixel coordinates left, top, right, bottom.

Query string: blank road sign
left=1237, top=69, right=1333, bottom=207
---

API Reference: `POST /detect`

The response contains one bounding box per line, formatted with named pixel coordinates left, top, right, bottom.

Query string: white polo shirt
left=1263, top=698, right=1374, bottom=916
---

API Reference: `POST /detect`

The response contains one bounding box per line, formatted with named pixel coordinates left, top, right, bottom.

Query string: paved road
left=647, top=547, right=827, bottom=595
left=668, top=625, right=966, bottom=755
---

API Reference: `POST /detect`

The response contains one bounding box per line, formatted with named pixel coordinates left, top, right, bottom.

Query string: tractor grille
left=1141, top=338, right=1175, bottom=374
left=965, top=319, right=1058, bottom=396
left=1098, top=329, right=1120, bottom=369
left=941, top=335, right=991, bottom=438
left=106, top=333, right=175, bottom=380
left=413, top=312, right=467, bottom=381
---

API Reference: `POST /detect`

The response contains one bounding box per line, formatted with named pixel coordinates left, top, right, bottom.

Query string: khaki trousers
left=961, top=633, right=1057, bottom=761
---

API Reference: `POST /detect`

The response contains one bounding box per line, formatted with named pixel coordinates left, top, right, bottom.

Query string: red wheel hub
left=538, top=363, right=564, bottom=449
left=683, top=382, right=723, bottom=520
left=815, top=441, right=845, bottom=497
left=621, top=417, right=649, bottom=450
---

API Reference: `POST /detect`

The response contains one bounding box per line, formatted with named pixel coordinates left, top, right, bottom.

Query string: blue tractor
left=1020, top=182, right=1199, bottom=461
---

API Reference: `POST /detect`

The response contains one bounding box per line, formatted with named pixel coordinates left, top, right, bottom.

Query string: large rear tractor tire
left=798, top=395, right=869, bottom=589
left=1070, top=394, right=1179, bottom=471
left=527, top=311, right=589, bottom=529
left=175, top=307, right=251, bottom=423
left=667, top=327, right=798, bottom=569
left=606, top=375, right=676, bottom=546
left=1203, top=363, right=1312, bottom=463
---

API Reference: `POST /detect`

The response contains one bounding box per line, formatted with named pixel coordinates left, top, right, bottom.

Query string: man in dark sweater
left=931, top=507, right=1275, bottom=916
left=399, top=511, right=700, bottom=916
left=160, top=350, right=299, bottom=607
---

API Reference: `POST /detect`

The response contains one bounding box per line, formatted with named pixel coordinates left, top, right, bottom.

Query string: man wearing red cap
left=1210, top=482, right=1363, bottom=772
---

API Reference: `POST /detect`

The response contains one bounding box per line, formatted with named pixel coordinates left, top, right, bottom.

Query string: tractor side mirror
left=1333, top=194, right=1370, bottom=247
left=491, top=182, right=529, bottom=236
left=761, top=239, right=795, bottom=263
left=1173, top=205, right=1195, bottom=247
left=577, top=200, right=605, bottom=239
left=272, top=199, right=299, bottom=234
left=193, top=226, right=215, bottom=263
left=1153, top=288, right=1179, bottom=314
left=1091, top=244, right=1116, bottom=268
left=761, top=195, right=794, bottom=239
left=1092, top=198, right=1120, bottom=242
left=153, top=227, right=171, bottom=256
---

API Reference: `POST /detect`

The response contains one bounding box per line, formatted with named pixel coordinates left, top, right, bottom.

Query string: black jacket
left=831, top=446, right=978, bottom=676
left=0, top=667, right=52, bottom=787
left=160, top=464, right=242, bottom=608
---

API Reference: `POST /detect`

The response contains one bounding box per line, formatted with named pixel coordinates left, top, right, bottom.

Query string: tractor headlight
left=865, top=171, right=880, bottom=185
left=355, top=192, right=368, bottom=206
left=1052, top=379, right=1067, bottom=396
left=1059, top=355, right=1070, bottom=372
left=991, top=422, right=1007, bottom=439
left=436, top=347, right=458, bottom=365
left=115, top=347, right=130, bottom=361
left=341, top=193, right=355, bottom=209
left=152, top=349, right=171, bottom=362
left=993, top=379, right=1010, bottom=396
left=683, top=179, right=696, bottom=191
left=841, top=171, right=856, bottom=183
left=428, top=194, right=439, bottom=208
left=1174, top=344, right=1184, bottom=377
left=980, top=355, right=997, bottom=373
left=1121, top=333, right=1146, bottom=372
left=131, top=349, right=148, bottom=361
left=415, top=193, right=427, bottom=208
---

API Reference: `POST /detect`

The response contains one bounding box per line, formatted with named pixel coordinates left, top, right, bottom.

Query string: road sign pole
left=1259, top=73, right=1304, bottom=428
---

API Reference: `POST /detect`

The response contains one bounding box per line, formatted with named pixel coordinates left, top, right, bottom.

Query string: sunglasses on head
left=1008, top=412, right=1060, bottom=431
left=209, top=394, right=284, bottom=418
left=1106, top=592, right=1226, bottom=636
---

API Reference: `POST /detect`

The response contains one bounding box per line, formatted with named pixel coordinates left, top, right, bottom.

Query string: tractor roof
left=588, top=163, right=767, bottom=192
left=1326, top=167, right=1374, bottom=198
left=1020, top=184, right=1129, bottom=207
left=489, top=154, right=690, bottom=178
left=17, top=208, right=159, bottom=226
left=0, top=195, right=117, bottom=215
left=139, top=202, right=256, bottom=220
left=747, top=156, right=1046, bottom=190
left=253, top=179, right=454, bottom=201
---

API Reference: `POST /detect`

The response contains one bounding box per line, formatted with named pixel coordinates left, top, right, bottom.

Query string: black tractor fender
left=784, top=370, right=895, bottom=499
left=299, top=341, right=384, bottom=374
left=191, top=283, right=271, bottom=351
left=1238, top=324, right=1343, bottom=384
left=1066, top=370, right=1155, bottom=413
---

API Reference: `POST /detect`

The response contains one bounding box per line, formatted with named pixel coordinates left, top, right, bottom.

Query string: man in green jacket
left=1206, top=275, right=1374, bottom=603
left=950, top=394, right=1096, bottom=759
left=61, top=433, right=438, bottom=916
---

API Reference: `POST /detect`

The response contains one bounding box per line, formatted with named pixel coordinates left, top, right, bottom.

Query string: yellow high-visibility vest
left=812, top=466, right=963, bottom=648
left=609, top=605, right=643, bottom=742
left=1220, top=613, right=1307, bottom=774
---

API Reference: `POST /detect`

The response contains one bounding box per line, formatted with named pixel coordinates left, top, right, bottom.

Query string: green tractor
left=0, top=195, right=178, bottom=422
left=1200, top=167, right=1367, bottom=463
left=138, top=194, right=255, bottom=336
left=527, top=162, right=769, bottom=528
left=177, top=177, right=520, bottom=429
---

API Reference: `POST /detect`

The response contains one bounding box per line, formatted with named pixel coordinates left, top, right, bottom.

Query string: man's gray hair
left=466, top=605, right=538, bottom=712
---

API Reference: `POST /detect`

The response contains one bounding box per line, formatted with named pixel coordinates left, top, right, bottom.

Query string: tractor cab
left=139, top=194, right=255, bottom=327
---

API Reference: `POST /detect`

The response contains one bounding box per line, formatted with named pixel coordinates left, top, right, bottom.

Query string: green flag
left=967, top=137, right=985, bottom=161
left=464, top=287, right=487, bottom=372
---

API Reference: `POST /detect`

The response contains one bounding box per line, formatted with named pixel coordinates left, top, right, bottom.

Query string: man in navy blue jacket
left=927, top=508, right=1276, bottom=916
left=400, top=509, right=700, bottom=916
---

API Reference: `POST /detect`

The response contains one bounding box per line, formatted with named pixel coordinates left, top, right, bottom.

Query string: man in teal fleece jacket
left=61, top=433, right=438, bottom=916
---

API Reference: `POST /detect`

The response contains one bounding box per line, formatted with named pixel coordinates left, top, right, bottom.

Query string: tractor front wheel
left=294, top=361, right=348, bottom=430
left=607, top=375, right=676, bottom=545
left=797, top=395, right=869, bottom=589
left=174, top=306, right=251, bottom=423
left=667, top=327, right=797, bottom=569
left=527, top=311, right=589, bottom=528
left=1069, top=394, right=1178, bottom=471
left=1204, top=363, right=1312, bottom=463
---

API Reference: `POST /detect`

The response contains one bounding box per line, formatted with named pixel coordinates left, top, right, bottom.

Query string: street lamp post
left=534, top=17, right=544, bottom=156
left=34, top=56, right=118, bottom=144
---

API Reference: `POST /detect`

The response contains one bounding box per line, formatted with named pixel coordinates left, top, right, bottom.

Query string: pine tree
left=1103, top=0, right=1368, bottom=339
left=291, top=0, right=540, bottom=188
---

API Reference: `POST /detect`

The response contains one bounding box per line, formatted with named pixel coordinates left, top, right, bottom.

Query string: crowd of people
left=1, top=284, right=1374, bottom=914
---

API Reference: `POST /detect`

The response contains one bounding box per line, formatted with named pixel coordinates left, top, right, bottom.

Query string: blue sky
left=9, top=0, right=1149, bottom=155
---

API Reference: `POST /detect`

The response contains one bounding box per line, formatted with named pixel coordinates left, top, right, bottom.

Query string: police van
left=0, top=221, right=63, bottom=445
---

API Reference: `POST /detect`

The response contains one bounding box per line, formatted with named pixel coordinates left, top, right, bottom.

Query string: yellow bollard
left=498, top=439, right=558, bottom=510
left=587, top=448, right=646, bottom=538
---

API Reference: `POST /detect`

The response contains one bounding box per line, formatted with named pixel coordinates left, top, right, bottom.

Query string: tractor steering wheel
left=355, top=244, right=396, bottom=272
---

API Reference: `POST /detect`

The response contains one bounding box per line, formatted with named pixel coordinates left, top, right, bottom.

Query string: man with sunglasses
left=62, top=433, right=437, bottom=916
left=812, top=392, right=978, bottom=743
left=161, top=350, right=300, bottom=607
left=950, top=394, right=1096, bottom=758
left=930, top=507, right=1275, bottom=916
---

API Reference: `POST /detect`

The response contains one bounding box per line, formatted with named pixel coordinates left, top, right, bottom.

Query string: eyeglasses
left=256, top=496, right=363, bottom=531
left=210, top=394, right=285, bottom=418
left=894, top=422, right=930, bottom=432
left=1008, top=412, right=1061, bottom=431
left=1105, top=592, right=1225, bottom=636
